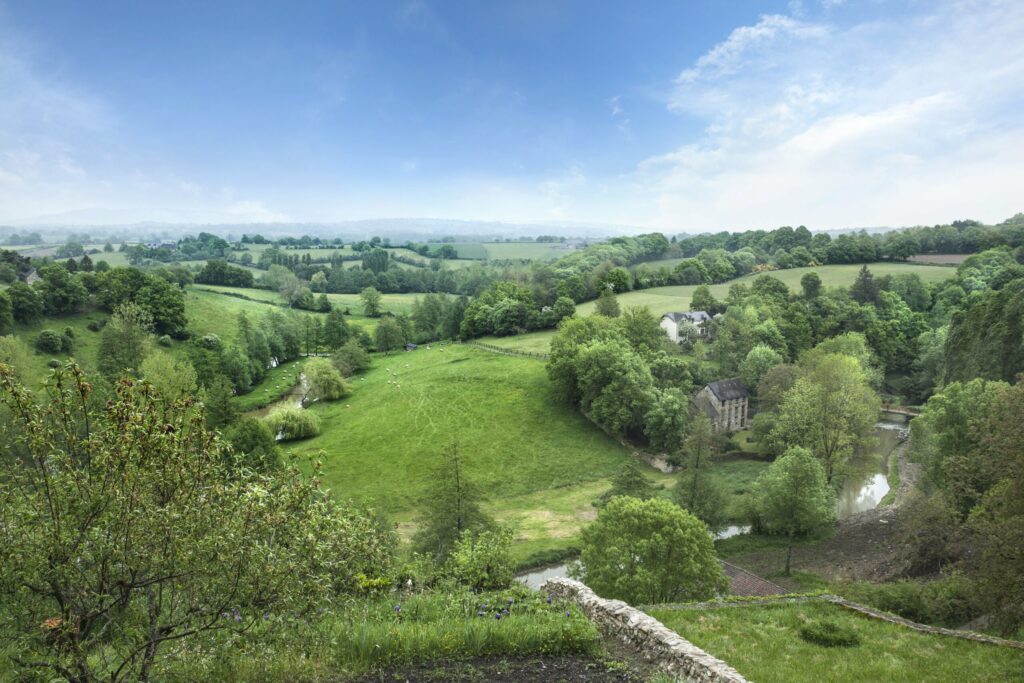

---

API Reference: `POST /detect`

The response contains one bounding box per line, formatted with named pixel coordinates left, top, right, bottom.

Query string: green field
left=579, top=263, right=955, bottom=319
left=287, top=346, right=646, bottom=551
left=648, top=600, right=1024, bottom=683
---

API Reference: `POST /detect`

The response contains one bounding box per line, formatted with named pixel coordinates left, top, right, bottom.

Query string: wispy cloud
left=639, top=0, right=1024, bottom=230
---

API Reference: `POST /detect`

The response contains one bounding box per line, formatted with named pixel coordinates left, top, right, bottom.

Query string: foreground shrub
left=575, top=496, right=727, bottom=604
left=798, top=619, right=861, bottom=648
left=446, top=527, right=516, bottom=592
left=264, top=405, right=321, bottom=440
left=0, top=363, right=394, bottom=681
left=835, top=574, right=982, bottom=628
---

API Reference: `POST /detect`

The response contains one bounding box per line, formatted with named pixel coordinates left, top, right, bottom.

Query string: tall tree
left=772, top=353, right=879, bottom=484
left=850, top=264, right=880, bottom=305
left=672, top=413, right=728, bottom=533
left=360, top=286, right=383, bottom=317
left=413, top=443, right=493, bottom=560
left=594, top=286, right=621, bottom=317
left=97, top=303, right=154, bottom=380
left=754, top=447, right=836, bottom=574
left=596, top=460, right=660, bottom=507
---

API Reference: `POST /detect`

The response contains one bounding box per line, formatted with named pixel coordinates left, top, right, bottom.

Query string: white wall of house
left=660, top=317, right=679, bottom=343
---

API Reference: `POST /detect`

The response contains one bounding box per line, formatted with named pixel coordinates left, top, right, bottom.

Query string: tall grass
left=158, top=586, right=599, bottom=681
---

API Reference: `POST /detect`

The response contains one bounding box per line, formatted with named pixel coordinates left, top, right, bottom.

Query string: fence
left=461, top=340, right=549, bottom=360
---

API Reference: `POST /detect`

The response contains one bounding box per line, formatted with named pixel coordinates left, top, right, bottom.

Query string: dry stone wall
left=543, top=578, right=749, bottom=683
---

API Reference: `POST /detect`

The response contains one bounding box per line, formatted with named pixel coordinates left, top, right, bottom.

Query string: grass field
left=475, top=331, right=558, bottom=354
left=578, top=263, right=955, bottom=319
left=648, top=600, right=1024, bottom=682
left=288, top=346, right=648, bottom=549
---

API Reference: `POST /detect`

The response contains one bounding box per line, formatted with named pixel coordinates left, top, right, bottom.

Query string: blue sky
left=1, top=0, right=1022, bottom=230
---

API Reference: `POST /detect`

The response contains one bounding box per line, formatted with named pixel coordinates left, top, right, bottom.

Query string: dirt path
left=726, top=440, right=922, bottom=587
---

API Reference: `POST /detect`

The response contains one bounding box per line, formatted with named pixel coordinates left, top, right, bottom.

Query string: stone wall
left=543, top=578, right=749, bottom=683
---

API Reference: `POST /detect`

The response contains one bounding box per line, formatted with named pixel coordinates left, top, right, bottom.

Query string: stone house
left=660, top=311, right=711, bottom=344
left=695, top=378, right=750, bottom=433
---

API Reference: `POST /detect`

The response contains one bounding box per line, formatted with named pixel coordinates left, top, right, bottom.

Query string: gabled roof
left=662, top=310, right=711, bottom=324
left=706, top=378, right=748, bottom=401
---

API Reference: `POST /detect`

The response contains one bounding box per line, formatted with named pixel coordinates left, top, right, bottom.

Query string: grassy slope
left=649, top=601, right=1024, bottom=683
left=288, top=346, right=638, bottom=530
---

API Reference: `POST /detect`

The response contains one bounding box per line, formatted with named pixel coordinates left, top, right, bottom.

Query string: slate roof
left=662, top=310, right=711, bottom=324
left=706, top=378, right=749, bottom=401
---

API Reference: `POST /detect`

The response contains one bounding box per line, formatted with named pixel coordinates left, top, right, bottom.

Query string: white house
left=660, top=311, right=711, bottom=344
left=695, top=378, right=750, bottom=433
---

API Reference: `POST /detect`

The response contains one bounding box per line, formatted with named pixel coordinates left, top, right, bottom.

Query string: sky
left=1, top=0, right=1022, bottom=231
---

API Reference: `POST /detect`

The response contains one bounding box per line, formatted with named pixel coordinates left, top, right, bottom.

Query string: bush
left=47, top=358, right=61, bottom=368
left=798, top=619, right=861, bottom=648
left=332, top=339, right=371, bottom=377
left=62, top=326, right=75, bottom=339
left=158, top=334, right=173, bottom=347
left=87, top=319, right=106, bottom=332
left=263, top=407, right=321, bottom=441
left=835, top=575, right=981, bottom=628
left=35, top=329, right=64, bottom=353
left=445, top=527, right=516, bottom=592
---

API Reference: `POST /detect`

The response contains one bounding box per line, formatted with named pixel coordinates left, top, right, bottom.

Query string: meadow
left=287, top=346, right=649, bottom=558
left=648, top=600, right=1024, bottom=682
left=578, top=263, right=956, bottom=318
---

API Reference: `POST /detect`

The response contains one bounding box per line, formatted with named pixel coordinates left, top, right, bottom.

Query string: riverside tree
left=772, top=353, right=879, bottom=484
left=672, top=412, right=728, bottom=534
left=303, top=356, right=350, bottom=402
left=0, top=363, right=394, bottom=681
left=577, top=496, right=727, bottom=604
left=754, top=446, right=836, bottom=574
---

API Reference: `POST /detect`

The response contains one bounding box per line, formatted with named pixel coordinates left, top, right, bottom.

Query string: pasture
left=288, top=346, right=650, bottom=556
left=648, top=600, right=1024, bottom=683
left=578, top=263, right=955, bottom=318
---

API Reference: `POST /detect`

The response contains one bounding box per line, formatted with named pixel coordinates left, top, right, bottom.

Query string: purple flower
left=546, top=595, right=553, bottom=604
left=494, top=613, right=502, bottom=620
left=565, top=610, right=571, bottom=617
left=394, top=604, right=401, bottom=613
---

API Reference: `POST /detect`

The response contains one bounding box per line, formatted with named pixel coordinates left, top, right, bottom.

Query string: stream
left=246, top=373, right=308, bottom=418
left=835, top=421, right=905, bottom=519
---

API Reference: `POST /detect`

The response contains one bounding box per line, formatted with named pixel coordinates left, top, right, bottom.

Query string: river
left=835, top=422, right=905, bottom=519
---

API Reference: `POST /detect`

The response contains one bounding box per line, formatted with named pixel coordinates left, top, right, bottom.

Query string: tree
left=34, top=263, right=88, bottom=315
left=413, top=443, right=493, bottom=560
left=360, top=286, right=383, bottom=317
left=690, top=284, right=720, bottom=313
left=800, top=271, right=822, bottom=298
left=643, top=387, right=689, bottom=454
left=0, top=364, right=394, bottom=681
left=322, top=308, right=351, bottom=349
left=263, top=406, right=321, bottom=441
left=739, top=343, right=784, bottom=391
left=203, top=377, right=238, bottom=430
left=577, top=497, right=727, bottom=604
left=445, top=527, right=515, bottom=592
left=754, top=446, right=836, bottom=574
left=304, top=357, right=350, bottom=402
left=374, top=316, right=406, bottom=354
left=672, top=413, right=728, bottom=533
left=772, top=354, right=879, bottom=484
left=596, top=460, right=660, bottom=507
left=756, top=363, right=800, bottom=413
left=97, top=303, right=153, bottom=380
left=850, top=264, right=880, bottom=305
left=0, top=291, right=12, bottom=334
left=136, top=275, right=187, bottom=334
left=332, top=339, right=371, bottom=376
left=139, top=351, right=198, bottom=400
left=594, top=286, right=621, bottom=317
left=225, top=417, right=281, bottom=472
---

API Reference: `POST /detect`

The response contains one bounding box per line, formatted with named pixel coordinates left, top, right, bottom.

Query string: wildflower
left=394, top=604, right=401, bottom=613
left=494, top=613, right=501, bottom=620
left=565, top=610, right=571, bottom=617
left=508, top=598, right=514, bottom=605
left=41, top=618, right=64, bottom=631
left=546, top=595, right=553, bottom=604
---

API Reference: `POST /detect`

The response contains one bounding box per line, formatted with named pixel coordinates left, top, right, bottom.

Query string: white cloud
left=639, top=0, right=1024, bottom=231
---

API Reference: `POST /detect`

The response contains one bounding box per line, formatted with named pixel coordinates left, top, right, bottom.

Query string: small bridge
left=881, top=404, right=921, bottom=422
